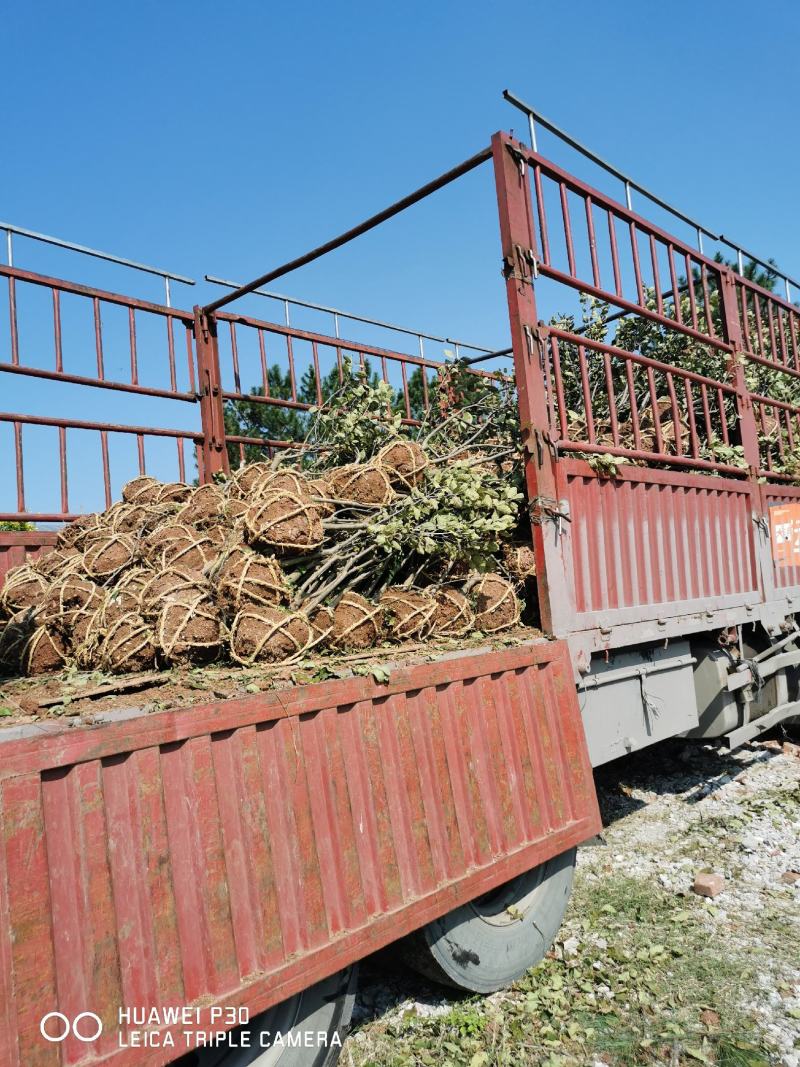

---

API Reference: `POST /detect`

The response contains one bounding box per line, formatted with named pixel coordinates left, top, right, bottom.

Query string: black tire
left=401, top=849, right=576, bottom=994
left=181, top=966, right=357, bottom=1067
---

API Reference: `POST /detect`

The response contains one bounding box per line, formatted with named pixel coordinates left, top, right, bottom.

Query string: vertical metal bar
left=128, top=307, right=138, bottom=385
left=608, top=211, right=622, bottom=298
left=193, top=307, right=230, bottom=479
left=559, top=183, right=577, bottom=276
left=667, top=244, right=682, bottom=325
left=136, top=434, right=145, bottom=474
left=14, top=422, right=24, bottom=513
left=492, top=132, right=563, bottom=635
left=577, top=345, right=595, bottom=443
left=100, top=430, right=112, bottom=507
left=716, top=388, right=730, bottom=445
left=528, top=113, right=537, bottom=152
left=585, top=196, right=601, bottom=288
left=753, top=292, right=765, bottom=358
left=286, top=335, right=298, bottom=401
left=164, top=277, right=172, bottom=308
left=52, top=289, right=63, bottom=372
left=550, top=337, right=568, bottom=440
left=400, top=361, right=411, bottom=419
left=684, top=254, right=699, bottom=331
left=532, top=165, right=550, bottom=265
left=766, top=300, right=779, bottom=363
left=645, top=367, right=663, bottom=454
left=666, top=373, right=682, bottom=456
left=93, top=297, right=105, bottom=378
left=185, top=322, right=196, bottom=393
left=624, top=359, right=642, bottom=449
left=699, top=383, right=714, bottom=446
left=8, top=277, right=19, bottom=365
left=311, top=340, right=323, bottom=404
left=177, top=438, right=186, bottom=483
left=624, top=180, right=632, bottom=211
left=4, top=230, right=12, bottom=266
left=603, top=350, right=620, bottom=445
left=719, top=268, right=761, bottom=472
left=258, top=329, right=270, bottom=395
left=630, top=223, right=644, bottom=306
left=230, top=321, right=242, bottom=394
left=166, top=316, right=177, bottom=393
left=701, top=263, right=715, bottom=338
left=684, top=379, right=700, bottom=457
left=649, top=235, right=663, bottom=316
left=777, top=306, right=789, bottom=367
left=58, top=426, right=68, bottom=513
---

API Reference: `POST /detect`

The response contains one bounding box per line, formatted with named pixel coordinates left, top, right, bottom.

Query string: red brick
left=693, top=872, right=725, bottom=898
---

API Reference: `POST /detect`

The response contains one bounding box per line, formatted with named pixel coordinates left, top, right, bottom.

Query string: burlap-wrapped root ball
left=380, top=587, right=437, bottom=640
left=308, top=476, right=336, bottom=518
left=55, top=512, right=105, bottom=550
left=306, top=605, right=334, bottom=647
left=122, top=475, right=161, bottom=504
left=82, top=532, right=137, bottom=582
left=100, top=612, right=157, bottom=674
left=0, top=565, right=49, bottom=617
left=502, top=542, right=537, bottom=581
left=105, top=500, right=175, bottom=535
left=244, top=490, right=323, bottom=554
left=176, top=484, right=226, bottom=528
left=138, top=567, right=207, bottom=621
left=328, top=464, right=395, bottom=507
left=74, top=592, right=127, bottom=669
left=223, top=495, right=250, bottom=525
left=466, top=574, right=521, bottom=633
left=156, top=591, right=222, bottom=666
left=260, top=470, right=311, bottom=497
left=230, top=462, right=273, bottom=499
left=108, top=566, right=156, bottom=613
left=431, top=587, right=474, bottom=637
left=42, top=574, right=104, bottom=647
left=377, top=439, right=429, bottom=489
left=143, top=522, right=226, bottom=572
left=33, top=546, right=84, bottom=582
left=21, top=619, right=67, bottom=675
left=154, top=481, right=193, bottom=506
left=212, top=545, right=288, bottom=615
left=230, top=607, right=312, bottom=664
left=331, top=592, right=383, bottom=650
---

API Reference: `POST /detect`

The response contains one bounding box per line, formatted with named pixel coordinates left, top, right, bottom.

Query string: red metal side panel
left=560, top=460, right=759, bottom=625
left=0, top=533, right=57, bottom=588
left=0, top=641, right=599, bottom=1067
left=762, top=484, right=800, bottom=593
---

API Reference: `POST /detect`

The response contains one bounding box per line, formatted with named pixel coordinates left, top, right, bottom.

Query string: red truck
left=2, top=102, right=799, bottom=1066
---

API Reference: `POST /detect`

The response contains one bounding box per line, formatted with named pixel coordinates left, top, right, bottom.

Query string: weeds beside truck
left=1, top=119, right=800, bottom=1066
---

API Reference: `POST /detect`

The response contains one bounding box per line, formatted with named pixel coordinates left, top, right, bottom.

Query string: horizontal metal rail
left=204, top=276, right=494, bottom=357
left=1, top=220, right=194, bottom=307
left=203, top=147, right=493, bottom=314
left=503, top=89, right=799, bottom=301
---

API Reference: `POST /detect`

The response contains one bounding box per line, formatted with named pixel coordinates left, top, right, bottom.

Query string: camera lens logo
left=40, top=1012, right=103, bottom=1043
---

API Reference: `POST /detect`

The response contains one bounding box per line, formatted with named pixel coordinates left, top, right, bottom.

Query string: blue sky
left=2, top=0, right=799, bottom=516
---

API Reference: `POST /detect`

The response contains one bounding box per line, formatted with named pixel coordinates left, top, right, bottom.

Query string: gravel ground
left=343, top=735, right=800, bottom=1067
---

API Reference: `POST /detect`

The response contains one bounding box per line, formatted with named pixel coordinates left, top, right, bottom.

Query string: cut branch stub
left=466, top=573, right=521, bottom=633
left=328, top=464, right=395, bottom=507
left=377, top=439, right=429, bottom=489
left=229, top=607, right=312, bottom=664
left=244, top=490, right=323, bottom=554
left=431, top=587, right=474, bottom=637
left=0, top=565, right=50, bottom=617
left=380, top=587, right=437, bottom=639
left=213, top=544, right=289, bottom=615
left=156, top=591, right=222, bottom=666
left=82, top=533, right=138, bottom=582
left=331, top=592, right=384, bottom=649
left=100, top=611, right=157, bottom=674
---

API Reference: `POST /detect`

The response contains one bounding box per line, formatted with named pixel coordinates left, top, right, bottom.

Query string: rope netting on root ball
left=0, top=358, right=543, bottom=682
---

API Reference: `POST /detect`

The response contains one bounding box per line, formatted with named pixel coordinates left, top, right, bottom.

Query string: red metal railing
left=0, top=264, right=201, bottom=522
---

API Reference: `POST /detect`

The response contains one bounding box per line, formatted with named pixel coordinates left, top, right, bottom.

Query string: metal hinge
left=502, top=244, right=539, bottom=286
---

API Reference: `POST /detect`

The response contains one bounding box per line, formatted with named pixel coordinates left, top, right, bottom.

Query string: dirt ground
left=343, top=735, right=800, bottom=1067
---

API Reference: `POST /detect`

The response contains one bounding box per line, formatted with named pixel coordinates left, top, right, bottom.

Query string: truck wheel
left=401, top=849, right=576, bottom=993
left=184, top=966, right=357, bottom=1067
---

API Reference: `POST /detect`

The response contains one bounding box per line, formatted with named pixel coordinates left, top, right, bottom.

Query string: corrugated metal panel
left=763, top=485, right=800, bottom=592
left=563, top=463, right=758, bottom=618
left=0, top=534, right=58, bottom=588
left=0, top=641, right=599, bottom=1067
